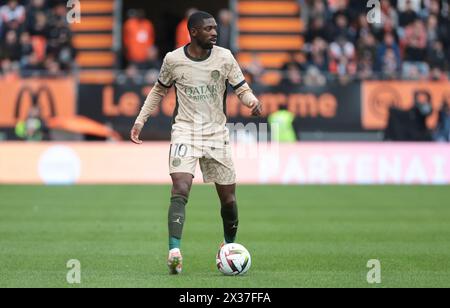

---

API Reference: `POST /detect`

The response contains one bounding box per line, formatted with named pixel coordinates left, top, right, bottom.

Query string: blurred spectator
left=403, top=19, right=427, bottom=62
left=15, top=105, right=49, bottom=141
left=176, top=8, right=197, bottom=48
left=20, top=52, right=44, bottom=76
left=332, top=13, right=355, bottom=42
left=355, top=13, right=372, bottom=43
left=397, top=0, right=422, bottom=13
left=429, top=67, right=448, bottom=81
left=48, top=2, right=74, bottom=70
left=301, top=0, right=330, bottom=33
left=268, top=105, right=297, bottom=143
left=305, top=17, right=329, bottom=42
left=116, top=63, right=145, bottom=85
left=398, top=0, right=419, bottom=27
left=146, top=45, right=162, bottom=70
left=378, top=0, right=399, bottom=29
left=243, top=53, right=264, bottom=84
left=298, top=0, right=310, bottom=30
left=357, top=33, right=376, bottom=79
left=311, top=0, right=330, bottom=20
left=410, top=90, right=433, bottom=140
left=19, top=31, right=32, bottom=58
left=217, top=9, right=232, bottom=50
left=26, top=0, right=48, bottom=34
left=0, top=29, right=20, bottom=61
left=304, top=65, right=327, bottom=86
left=357, top=32, right=377, bottom=69
left=427, top=40, right=448, bottom=75
left=331, top=0, right=355, bottom=24
left=401, top=19, right=430, bottom=79
left=381, top=0, right=399, bottom=28
left=123, top=9, right=155, bottom=69
left=281, top=52, right=306, bottom=73
left=308, top=50, right=329, bottom=74
left=375, top=33, right=402, bottom=76
left=385, top=90, right=433, bottom=141
left=426, top=0, right=442, bottom=18
left=0, top=0, right=26, bottom=31
left=242, top=68, right=266, bottom=96
left=27, top=10, right=49, bottom=65
left=278, top=62, right=302, bottom=92
left=381, top=48, right=402, bottom=79
left=0, top=57, right=19, bottom=80
left=402, top=61, right=428, bottom=80
left=50, top=1, right=68, bottom=23
left=374, top=13, right=400, bottom=43
left=434, top=94, right=450, bottom=142
left=28, top=11, right=49, bottom=37
left=426, top=14, right=440, bottom=46
left=329, top=35, right=356, bottom=77
left=358, top=53, right=375, bottom=80
left=47, top=23, right=75, bottom=71
left=44, top=57, right=61, bottom=77
left=144, top=69, right=159, bottom=85
left=307, top=37, right=329, bottom=72
left=119, top=45, right=161, bottom=85
left=301, top=0, right=330, bottom=31
left=348, top=0, right=369, bottom=14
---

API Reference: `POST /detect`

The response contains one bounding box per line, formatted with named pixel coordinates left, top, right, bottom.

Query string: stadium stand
left=0, top=0, right=77, bottom=78
left=235, top=0, right=305, bottom=86
left=70, top=0, right=119, bottom=84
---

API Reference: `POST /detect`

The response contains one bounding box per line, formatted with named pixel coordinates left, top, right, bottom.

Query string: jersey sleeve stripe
left=231, top=80, right=246, bottom=91
left=172, top=85, right=179, bottom=125
left=158, top=79, right=172, bottom=88
left=223, top=80, right=229, bottom=116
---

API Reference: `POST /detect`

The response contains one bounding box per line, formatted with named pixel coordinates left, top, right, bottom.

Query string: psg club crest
left=172, top=158, right=181, bottom=167
left=211, top=70, right=220, bottom=81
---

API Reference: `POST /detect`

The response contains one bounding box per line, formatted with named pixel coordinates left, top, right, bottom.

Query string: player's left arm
left=234, top=82, right=262, bottom=116
left=227, top=52, right=262, bottom=116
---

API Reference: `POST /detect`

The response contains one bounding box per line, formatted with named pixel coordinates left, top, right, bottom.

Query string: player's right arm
left=130, top=82, right=170, bottom=144
left=131, top=54, right=174, bottom=144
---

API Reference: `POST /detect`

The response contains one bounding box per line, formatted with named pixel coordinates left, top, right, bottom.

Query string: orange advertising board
left=362, top=81, right=450, bottom=130
left=0, top=78, right=76, bottom=127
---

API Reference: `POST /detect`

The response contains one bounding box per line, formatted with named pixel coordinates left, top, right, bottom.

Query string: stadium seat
left=70, top=0, right=118, bottom=83
left=234, top=0, right=305, bottom=86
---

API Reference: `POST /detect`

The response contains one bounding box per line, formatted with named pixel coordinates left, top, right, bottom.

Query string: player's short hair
left=187, top=11, right=214, bottom=31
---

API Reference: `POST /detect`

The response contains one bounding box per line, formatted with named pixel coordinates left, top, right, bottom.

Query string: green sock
left=168, top=195, right=188, bottom=250
left=169, top=237, right=181, bottom=250
left=221, top=201, right=239, bottom=244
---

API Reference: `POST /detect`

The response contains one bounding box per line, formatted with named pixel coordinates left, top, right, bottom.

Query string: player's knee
left=172, top=182, right=191, bottom=199
left=221, top=195, right=236, bottom=207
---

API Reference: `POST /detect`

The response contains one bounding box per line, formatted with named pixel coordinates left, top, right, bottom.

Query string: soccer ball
left=216, top=243, right=251, bottom=276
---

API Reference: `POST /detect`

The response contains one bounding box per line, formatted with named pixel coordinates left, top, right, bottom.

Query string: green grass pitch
left=1, top=185, right=449, bottom=288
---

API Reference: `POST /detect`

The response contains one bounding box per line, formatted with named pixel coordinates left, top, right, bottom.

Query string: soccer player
left=130, top=11, right=262, bottom=275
